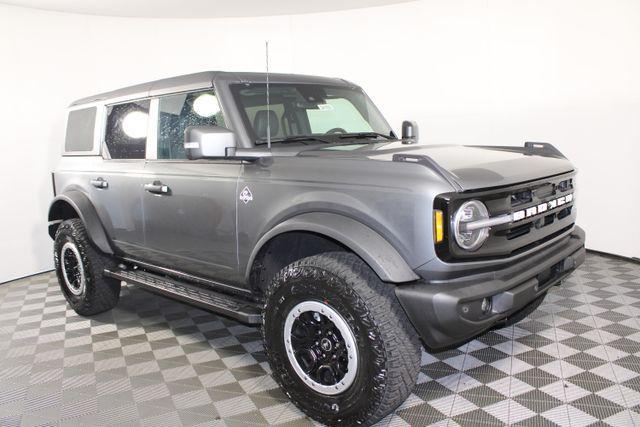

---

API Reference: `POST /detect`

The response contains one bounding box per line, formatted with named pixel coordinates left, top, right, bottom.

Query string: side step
left=104, top=268, right=263, bottom=324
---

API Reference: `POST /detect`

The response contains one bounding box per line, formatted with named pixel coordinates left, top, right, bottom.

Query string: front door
left=141, top=161, right=241, bottom=282
left=140, top=90, right=242, bottom=283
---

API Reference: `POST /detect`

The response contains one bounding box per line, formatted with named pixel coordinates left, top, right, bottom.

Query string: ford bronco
left=48, top=71, right=585, bottom=426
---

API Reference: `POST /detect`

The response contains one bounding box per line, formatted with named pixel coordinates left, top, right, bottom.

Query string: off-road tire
left=262, top=252, right=421, bottom=426
left=54, top=218, right=120, bottom=315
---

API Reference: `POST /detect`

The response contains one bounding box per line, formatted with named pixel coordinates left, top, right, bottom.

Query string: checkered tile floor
left=1, top=253, right=639, bottom=426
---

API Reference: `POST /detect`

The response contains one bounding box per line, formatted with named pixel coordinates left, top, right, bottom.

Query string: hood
left=297, top=141, right=575, bottom=191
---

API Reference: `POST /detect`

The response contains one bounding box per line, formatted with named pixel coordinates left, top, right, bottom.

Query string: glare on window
left=122, top=111, right=149, bottom=139
left=193, top=94, right=220, bottom=118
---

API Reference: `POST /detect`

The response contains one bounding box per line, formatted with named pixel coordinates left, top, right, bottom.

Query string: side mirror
left=401, top=120, right=419, bottom=143
left=184, top=125, right=237, bottom=160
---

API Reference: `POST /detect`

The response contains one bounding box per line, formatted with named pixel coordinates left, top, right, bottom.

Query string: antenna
left=265, top=41, right=271, bottom=150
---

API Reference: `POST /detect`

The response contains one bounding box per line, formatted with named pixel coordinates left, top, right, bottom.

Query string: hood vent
left=392, top=153, right=463, bottom=192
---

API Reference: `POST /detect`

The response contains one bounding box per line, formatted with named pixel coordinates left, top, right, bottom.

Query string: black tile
left=452, top=408, right=503, bottom=426
left=514, top=368, right=559, bottom=388
left=571, top=394, right=625, bottom=418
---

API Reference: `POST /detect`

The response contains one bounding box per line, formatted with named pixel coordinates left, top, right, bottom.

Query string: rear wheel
left=54, top=219, right=120, bottom=315
left=263, top=252, right=421, bottom=426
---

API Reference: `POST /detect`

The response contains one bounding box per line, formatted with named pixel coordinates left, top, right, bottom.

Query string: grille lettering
left=513, top=193, right=573, bottom=222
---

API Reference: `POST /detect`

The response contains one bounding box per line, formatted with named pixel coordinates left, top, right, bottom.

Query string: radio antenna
left=265, top=41, right=271, bottom=150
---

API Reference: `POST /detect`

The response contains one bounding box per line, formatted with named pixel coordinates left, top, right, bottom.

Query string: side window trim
left=146, top=98, right=159, bottom=160
left=95, top=105, right=107, bottom=157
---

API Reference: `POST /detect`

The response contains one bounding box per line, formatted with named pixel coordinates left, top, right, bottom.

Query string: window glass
left=307, top=98, right=373, bottom=134
left=243, top=103, right=285, bottom=139
left=157, top=90, right=225, bottom=160
left=65, top=107, right=96, bottom=152
left=231, top=84, right=391, bottom=144
left=104, top=100, right=150, bottom=159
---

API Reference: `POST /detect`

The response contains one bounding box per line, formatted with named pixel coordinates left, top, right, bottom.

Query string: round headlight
left=452, top=200, right=490, bottom=251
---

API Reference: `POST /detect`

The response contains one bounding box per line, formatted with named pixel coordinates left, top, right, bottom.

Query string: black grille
left=506, top=222, right=532, bottom=240
left=510, top=190, right=532, bottom=207
left=434, top=172, right=577, bottom=262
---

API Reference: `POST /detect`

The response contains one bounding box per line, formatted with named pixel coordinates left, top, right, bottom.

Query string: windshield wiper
left=337, top=132, right=395, bottom=140
left=257, top=135, right=333, bottom=145
left=257, top=132, right=393, bottom=145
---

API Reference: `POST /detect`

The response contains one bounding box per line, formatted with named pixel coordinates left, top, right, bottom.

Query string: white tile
left=213, top=394, right=257, bottom=418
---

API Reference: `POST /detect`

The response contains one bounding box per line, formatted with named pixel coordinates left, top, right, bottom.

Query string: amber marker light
left=434, top=210, right=444, bottom=243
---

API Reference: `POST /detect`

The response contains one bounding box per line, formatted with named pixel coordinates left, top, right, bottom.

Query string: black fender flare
left=48, top=190, right=114, bottom=255
left=246, top=212, right=419, bottom=283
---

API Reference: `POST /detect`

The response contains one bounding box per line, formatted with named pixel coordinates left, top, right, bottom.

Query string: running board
left=104, top=268, right=262, bottom=324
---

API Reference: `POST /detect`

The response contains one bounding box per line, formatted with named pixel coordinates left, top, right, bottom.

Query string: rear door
left=88, top=99, right=151, bottom=257
left=141, top=90, right=242, bottom=283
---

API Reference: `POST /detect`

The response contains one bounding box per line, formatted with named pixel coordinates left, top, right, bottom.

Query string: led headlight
left=452, top=200, right=490, bottom=251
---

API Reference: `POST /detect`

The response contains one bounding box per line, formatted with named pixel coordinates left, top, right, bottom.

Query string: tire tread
left=54, top=218, right=120, bottom=315
left=263, top=252, right=421, bottom=425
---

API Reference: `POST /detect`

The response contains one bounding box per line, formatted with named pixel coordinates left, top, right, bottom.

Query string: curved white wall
left=0, top=0, right=417, bottom=18
left=0, top=1, right=638, bottom=282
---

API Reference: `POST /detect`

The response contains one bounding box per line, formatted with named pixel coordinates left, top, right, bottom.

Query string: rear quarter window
left=65, top=107, right=97, bottom=152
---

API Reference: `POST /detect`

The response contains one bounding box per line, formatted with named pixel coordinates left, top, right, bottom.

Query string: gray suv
left=48, top=71, right=585, bottom=426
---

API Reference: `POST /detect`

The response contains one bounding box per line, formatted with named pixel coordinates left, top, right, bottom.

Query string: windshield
left=230, top=83, right=394, bottom=144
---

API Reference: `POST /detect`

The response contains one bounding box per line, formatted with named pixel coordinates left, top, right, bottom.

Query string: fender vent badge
left=239, top=186, right=253, bottom=204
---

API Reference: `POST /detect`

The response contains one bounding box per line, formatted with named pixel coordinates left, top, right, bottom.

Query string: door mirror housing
left=184, top=125, right=237, bottom=160
left=401, top=120, right=419, bottom=143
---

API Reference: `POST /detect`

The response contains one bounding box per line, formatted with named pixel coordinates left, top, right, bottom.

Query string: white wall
left=0, top=0, right=638, bottom=282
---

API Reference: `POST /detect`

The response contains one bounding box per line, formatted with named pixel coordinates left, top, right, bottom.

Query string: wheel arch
left=48, top=190, right=114, bottom=255
left=246, top=212, right=419, bottom=288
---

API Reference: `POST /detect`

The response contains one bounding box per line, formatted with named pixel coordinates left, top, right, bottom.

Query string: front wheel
left=263, top=252, right=421, bottom=426
left=54, top=218, right=121, bottom=315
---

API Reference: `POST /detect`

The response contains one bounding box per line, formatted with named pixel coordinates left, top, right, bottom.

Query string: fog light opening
left=481, top=297, right=492, bottom=315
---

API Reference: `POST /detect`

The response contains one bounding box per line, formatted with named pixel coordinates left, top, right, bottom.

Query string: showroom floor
left=0, top=253, right=639, bottom=427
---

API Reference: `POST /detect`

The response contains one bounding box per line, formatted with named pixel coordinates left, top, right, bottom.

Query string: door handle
left=144, top=181, right=170, bottom=195
left=90, top=178, right=108, bottom=189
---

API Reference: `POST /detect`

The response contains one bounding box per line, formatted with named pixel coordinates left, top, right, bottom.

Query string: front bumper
left=396, top=226, right=585, bottom=351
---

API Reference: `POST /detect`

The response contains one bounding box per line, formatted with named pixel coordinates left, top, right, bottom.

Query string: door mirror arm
left=184, top=126, right=273, bottom=163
